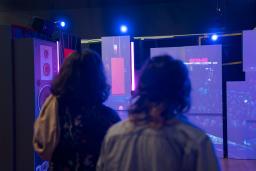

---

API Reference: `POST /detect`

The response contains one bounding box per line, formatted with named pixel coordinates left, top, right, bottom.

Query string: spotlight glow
left=211, top=34, right=218, bottom=41
left=60, top=21, right=66, bottom=27
left=120, top=25, right=128, bottom=33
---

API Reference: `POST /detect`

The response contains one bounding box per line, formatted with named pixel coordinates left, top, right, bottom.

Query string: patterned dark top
left=50, top=100, right=121, bottom=171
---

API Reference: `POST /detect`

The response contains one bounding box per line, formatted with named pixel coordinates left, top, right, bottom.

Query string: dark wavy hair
left=129, top=55, right=191, bottom=124
left=51, top=50, right=110, bottom=106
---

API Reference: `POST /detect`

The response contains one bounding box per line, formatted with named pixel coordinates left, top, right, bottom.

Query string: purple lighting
left=131, top=42, right=135, bottom=91
left=56, top=41, right=60, bottom=72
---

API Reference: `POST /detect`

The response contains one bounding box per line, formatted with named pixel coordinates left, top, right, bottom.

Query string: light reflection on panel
left=227, top=81, right=256, bottom=159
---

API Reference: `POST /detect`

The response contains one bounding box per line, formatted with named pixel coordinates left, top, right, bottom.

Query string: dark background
left=0, top=0, right=256, bottom=38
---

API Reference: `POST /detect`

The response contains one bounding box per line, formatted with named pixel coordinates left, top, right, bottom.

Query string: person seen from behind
left=34, top=50, right=121, bottom=171
left=97, top=55, right=221, bottom=171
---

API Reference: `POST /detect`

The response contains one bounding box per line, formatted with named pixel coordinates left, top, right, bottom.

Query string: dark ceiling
left=0, top=0, right=255, bottom=38
left=1, top=0, right=179, bottom=11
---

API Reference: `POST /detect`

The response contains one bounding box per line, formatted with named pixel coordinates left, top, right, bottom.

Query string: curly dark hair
left=51, top=50, right=110, bottom=106
left=129, top=55, right=191, bottom=124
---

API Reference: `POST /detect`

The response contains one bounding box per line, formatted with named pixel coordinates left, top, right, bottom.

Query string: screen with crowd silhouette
left=151, top=45, right=223, bottom=156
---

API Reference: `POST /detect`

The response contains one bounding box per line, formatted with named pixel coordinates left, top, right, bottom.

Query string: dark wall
left=77, top=1, right=256, bottom=38
left=0, top=25, right=14, bottom=171
left=0, top=1, right=256, bottom=39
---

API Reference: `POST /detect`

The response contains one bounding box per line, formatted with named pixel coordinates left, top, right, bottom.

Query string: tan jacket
left=33, top=95, right=60, bottom=161
left=97, top=116, right=221, bottom=171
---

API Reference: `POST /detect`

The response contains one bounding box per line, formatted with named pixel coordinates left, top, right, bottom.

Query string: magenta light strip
left=56, top=41, right=60, bottom=72
left=131, top=42, right=135, bottom=91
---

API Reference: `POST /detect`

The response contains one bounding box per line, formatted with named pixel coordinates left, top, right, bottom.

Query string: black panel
left=0, top=25, right=14, bottom=171
left=14, top=39, right=35, bottom=171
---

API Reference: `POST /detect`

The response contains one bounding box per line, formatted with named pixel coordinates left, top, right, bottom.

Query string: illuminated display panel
left=227, top=81, right=256, bottom=159
left=243, top=30, right=256, bottom=72
left=225, top=30, right=256, bottom=159
left=102, top=36, right=131, bottom=111
left=150, top=45, right=223, bottom=157
left=34, top=40, right=59, bottom=170
left=111, top=58, right=125, bottom=95
left=151, top=45, right=222, bottom=114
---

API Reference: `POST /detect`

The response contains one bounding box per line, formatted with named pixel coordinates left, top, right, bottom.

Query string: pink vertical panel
left=131, top=42, right=135, bottom=91
left=111, top=58, right=125, bottom=95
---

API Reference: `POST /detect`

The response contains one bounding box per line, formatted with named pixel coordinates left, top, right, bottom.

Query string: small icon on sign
left=44, top=50, right=49, bottom=59
left=43, top=63, right=51, bottom=76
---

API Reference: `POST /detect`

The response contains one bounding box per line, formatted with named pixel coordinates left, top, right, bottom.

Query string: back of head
left=51, top=50, right=110, bottom=106
left=129, top=55, right=191, bottom=126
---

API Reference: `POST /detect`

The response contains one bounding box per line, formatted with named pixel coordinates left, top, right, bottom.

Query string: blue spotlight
left=55, top=19, right=68, bottom=29
left=211, top=34, right=218, bottom=41
left=60, top=21, right=66, bottom=28
left=120, top=25, right=128, bottom=33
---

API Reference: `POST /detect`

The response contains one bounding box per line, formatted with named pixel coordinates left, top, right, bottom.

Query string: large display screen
left=151, top=45, right=223, bottom=157
left=34, top=39, right=59, bottom=171
left=243, top=30, right=256, bottom=72
left=227, top=81, right=256, bottom=159
left=226, top=30, right=256, bottom=159
left=102, top=36, right=131, bottom=111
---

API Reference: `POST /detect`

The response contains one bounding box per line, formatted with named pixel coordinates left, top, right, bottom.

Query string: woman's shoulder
left=168, top=114, right=210, bottom=145
left=103, top=120, right=133, bottom=140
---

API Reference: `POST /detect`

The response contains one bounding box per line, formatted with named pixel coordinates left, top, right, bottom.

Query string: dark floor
left=221, top=159, right=256, bottom=171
